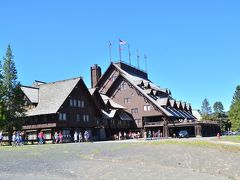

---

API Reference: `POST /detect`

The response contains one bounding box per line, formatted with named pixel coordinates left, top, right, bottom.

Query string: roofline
left=95, top=63, right=114, bottom=87
left=112, top=60, right=147, bottom=74
left=110, top=64, right=172, bottom=117
left=39, top=77, right=83, bottom=86
left=20, top=85, right=39, bottom=89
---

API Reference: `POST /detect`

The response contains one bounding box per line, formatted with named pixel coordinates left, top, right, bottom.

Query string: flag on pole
left=119, top=39, right=126, bottom=45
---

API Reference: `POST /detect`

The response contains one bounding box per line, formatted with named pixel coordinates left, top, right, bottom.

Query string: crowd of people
left=73, top=131, right=90, bottom=143
left=11, top=131, right=25, bottom=147
left=53, top=131, right=64, bottom=144
left=113, top=131, right=141, bottom=140
left=0, top=129, right=165, bottom=146
left=113, top=130, right=163, bottom=140
left=145, top=130, right=163, bottom=139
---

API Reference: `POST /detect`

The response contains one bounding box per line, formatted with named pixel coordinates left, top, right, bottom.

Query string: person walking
left=74, top=131, right=78, bottom=143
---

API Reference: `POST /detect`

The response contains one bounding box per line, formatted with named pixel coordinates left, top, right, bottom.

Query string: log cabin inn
left=2, top=61, right=219, bottom=143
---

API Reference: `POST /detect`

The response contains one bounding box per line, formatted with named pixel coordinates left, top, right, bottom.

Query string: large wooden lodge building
left=19, top=61, right=219, bottom=142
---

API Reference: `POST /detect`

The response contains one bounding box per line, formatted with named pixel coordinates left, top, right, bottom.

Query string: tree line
left=201, top=86, right=240, bottom=132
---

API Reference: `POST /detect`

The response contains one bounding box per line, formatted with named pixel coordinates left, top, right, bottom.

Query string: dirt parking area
left=0, top=139, right=240, bottom=180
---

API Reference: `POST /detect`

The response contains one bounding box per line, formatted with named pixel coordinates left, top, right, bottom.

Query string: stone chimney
left=91, top=64, right=101, bottom=88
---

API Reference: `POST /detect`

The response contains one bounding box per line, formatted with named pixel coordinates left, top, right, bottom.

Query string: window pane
left=59, top=113, right=62, bottom=120
left=63, top=113, right=66, bottom=120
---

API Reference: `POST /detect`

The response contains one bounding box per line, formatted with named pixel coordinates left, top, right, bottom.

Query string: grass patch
left=149, top=140, right=240, bottom=152
left=218, top=136, right=240, bottom=143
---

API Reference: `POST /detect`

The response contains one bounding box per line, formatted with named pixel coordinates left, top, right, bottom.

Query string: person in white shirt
left=0, top=131, right=3, bottom=145
left=74, top=131, right=78, bottom=143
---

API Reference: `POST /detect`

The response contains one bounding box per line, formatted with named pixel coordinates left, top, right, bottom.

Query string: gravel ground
left=0, top=139, right=240, bottom=180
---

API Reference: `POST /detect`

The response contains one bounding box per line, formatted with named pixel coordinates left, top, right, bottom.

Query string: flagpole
left=109, top=41, right=112, bottom=63
left=128, top=44, right=131, bottom=65
left=119, top=39, right=122, bottom=62
left=144, top=54, right=147, bottom=72
left=137, top=49, right=140, bottom=68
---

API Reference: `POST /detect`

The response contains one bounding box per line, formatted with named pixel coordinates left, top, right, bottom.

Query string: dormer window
left=144, top=105, right=151, bottom=111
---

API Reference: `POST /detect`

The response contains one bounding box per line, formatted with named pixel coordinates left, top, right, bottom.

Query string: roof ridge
left=20, top=85, right=39, bottom=89
left=39, top=76, right=82, bottom=86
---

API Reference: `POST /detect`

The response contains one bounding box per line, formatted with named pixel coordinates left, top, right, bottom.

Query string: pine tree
left=0, top=44, right=25, bottom=133
left=213, top=101, right=224, bottom=115
left=0, top=60, right=4, bottom=128
left=201, top=98, right=212, bottom=119
left=229, top=85, right=240, bottom=131
left=232, top=85, right=240, bottom=104
left=213, top=101, right=226, bottom=131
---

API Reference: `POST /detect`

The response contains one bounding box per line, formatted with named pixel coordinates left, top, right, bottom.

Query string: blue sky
left=0, top=1, right=239, bottom=111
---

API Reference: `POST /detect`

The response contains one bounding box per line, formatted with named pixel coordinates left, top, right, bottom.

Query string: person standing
left=84, top=131, right=89, bottom=142
left=12, top=132, right=16, bottom=147
left=123, top=132, right=127, bottom=140
left=38, top=131, right=44, bottom=145
left=0, top=131, right=3, bottom=146
left=118, top=132, right=122, bottom=140
left=144, top=131, right=147, bottom=139
left=79, top=132, right=83, bottom=142
left=54, top=132, right=58, bottom=144
left=74, top=131, right=78, bottom=143
left=58, top=131, right=63, bottom=143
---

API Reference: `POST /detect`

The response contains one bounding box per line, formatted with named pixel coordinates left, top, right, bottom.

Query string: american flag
left=119, top=39, right=126, bottom=45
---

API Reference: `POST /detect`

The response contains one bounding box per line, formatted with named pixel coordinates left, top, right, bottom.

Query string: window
left=70, top=99, right=84, bottom=108
left=43, top=115, right=47, bottom=122
left=83, top=115, right=89, bottom=122
left=120, top=82, right=127, bottom=90
left=131, top=108, right=138, bottom=114
left=77, top=114, right=80, bottom=121
left=81, top=100, right=85, bottom=108
left=59, top=113, right=67, bottom=121
left=78, top=100, right=81, bottom=107
left=124, top=97, right=131, bottom=104
left=144, top=105, right=151, bottom=111
left=69, top=99, right=73, bottom=107
left=73, top=99, right=77, bottom=107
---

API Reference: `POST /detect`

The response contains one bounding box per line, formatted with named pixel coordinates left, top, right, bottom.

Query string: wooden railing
left=144, top=121, right=164, bottom=126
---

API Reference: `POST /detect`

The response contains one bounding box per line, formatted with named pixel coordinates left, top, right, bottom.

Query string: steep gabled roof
left=176, top=101, right=183, bottom=110
left=20, top=86, right=39, bottom=104
left=170, top=99, right=177, bottom=108
left=25, top=77, right=82, bottom=116
left=88, top=88, right=97, bottom=95
left=100, top=94, right=126, bottom=109
left=156, top=97, right=170, bottom=106
left=97, top=62, right=195, bottom=119
left=112, top=63, right=173, bottom=117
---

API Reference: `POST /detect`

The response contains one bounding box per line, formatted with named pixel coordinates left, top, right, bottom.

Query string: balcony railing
left=144, top=121, right=164, bottom=126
